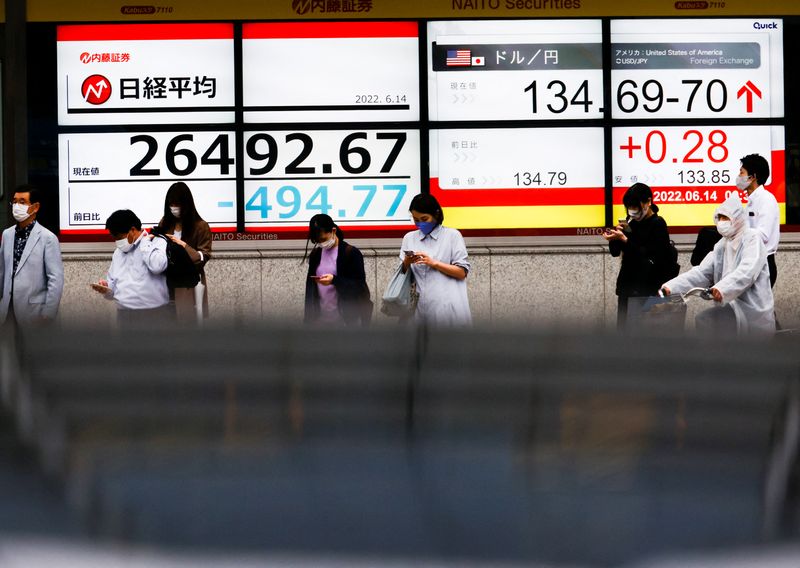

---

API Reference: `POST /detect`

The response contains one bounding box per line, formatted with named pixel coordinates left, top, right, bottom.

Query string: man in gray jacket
left=0, top=185, right=64, bottom=326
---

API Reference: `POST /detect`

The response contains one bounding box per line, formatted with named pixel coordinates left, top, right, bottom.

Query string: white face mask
left=735, top=175, right=752, bottom=191
left=319, top=236, right=336, bottom=250
left=627, top=205, right=648, bottom=221
left=115, top=236, right=134, bottom=253
left=716, top=220, right=735, bottom=238
left=170, top=206, right=181, bottom=218
left=12, top=203, right=32, bottom=222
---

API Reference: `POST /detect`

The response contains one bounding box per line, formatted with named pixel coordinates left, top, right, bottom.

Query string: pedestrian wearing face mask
left=91, top=209, right=172, bottom=326
left=400, top=193, right=471, bottom=327
left=0, top=185, right=64, bottom=327
left=661, top=193, right=774, bottom=336
left=737, top=153, right=779, bottom=288
left=156, top=182, right=212, bottom=321
left=303, top=214, right=372, bottom=326
left=603, top=183, right=674, bottom=328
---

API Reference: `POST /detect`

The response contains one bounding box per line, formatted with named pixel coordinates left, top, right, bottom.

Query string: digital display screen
left=427, top=20, right=604, bottom=121
left=612, top=125, right=785, bottom=226
left=56, top=21, right=419, bottom=236
left=430, top=128, right=605, bottom=229
left=59, top=131, right=237, bottom=234
left=242, top=22, right=420, bottom=123
left=611, top=19, right=783, bottom=119
left=57, top=24, right=235, bottom=125
left=55, top=18, right=788, bottom=238
left=243, top=129, right=420, bottom=230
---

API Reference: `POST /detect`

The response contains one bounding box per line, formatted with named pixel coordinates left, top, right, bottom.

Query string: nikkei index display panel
left=56, top=21, right=421, bottom=237
left=611, top=18, right=785, bottom=227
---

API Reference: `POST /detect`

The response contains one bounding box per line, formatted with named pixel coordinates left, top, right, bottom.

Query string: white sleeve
left=450, top=230, right=471, bottom=275
left=664, top=246, right=716, bottom=294
left=714, top=233, right=766, bottom=304
left=140, top=236, right=168, bottom=274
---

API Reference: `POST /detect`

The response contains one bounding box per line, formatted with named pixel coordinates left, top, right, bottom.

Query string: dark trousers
left=767, top=254, right=777, bottom=288
left=116, top=304, right=175, bottom=328
left=617, top=295, right=628, bottom=329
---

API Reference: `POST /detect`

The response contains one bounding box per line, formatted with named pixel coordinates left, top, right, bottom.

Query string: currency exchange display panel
left=429, top=127, right=606, bottom=229
left=611, top=18, right=783, bottom=119
left=427, top=20, right=606, bottom=230
left=611, top=18, right=785, bottom=228
left=427, top=19, right=604, bottom=121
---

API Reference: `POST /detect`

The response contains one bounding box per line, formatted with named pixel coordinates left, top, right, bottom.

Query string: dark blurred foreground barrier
left=1, top=324, right=800, bottom=565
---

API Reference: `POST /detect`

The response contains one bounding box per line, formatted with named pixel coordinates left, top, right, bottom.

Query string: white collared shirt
left=745, top=185, right=780, bottom=254
left=105, top=231, right=169, bottom=310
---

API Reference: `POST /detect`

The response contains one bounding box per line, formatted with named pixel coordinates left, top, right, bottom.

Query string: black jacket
left=304, top=240, right=372, bottom=326
left=690, top=226, right=722, bottom=266
left=609, top=214, right=672, bottom=297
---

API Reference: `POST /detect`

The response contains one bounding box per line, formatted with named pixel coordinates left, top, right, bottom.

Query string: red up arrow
left=737, top=81, right=762, bottom=113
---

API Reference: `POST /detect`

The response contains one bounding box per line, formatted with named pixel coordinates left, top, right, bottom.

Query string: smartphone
left=404, top=250, right=415, bottom=257
left=309, top=275, right=322, bottom=280
left=618, top=218, right=627, bottom=225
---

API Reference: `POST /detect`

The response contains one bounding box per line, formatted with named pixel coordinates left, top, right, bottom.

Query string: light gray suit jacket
left=0, top=222, right=64, bottom=324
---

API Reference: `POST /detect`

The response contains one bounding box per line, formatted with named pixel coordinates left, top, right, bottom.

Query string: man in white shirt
left=738, top=153, right=779, bottom=287
left=91, top=209, right=172, bottom=326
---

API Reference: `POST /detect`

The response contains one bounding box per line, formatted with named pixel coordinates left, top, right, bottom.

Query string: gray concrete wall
left=57, top=240, right=800, bottom=330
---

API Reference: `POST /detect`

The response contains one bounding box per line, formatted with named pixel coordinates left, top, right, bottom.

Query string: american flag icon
left=446, top=49, right=472, bottom=66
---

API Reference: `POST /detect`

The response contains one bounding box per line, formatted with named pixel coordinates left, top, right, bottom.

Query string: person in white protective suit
left=660, top=192, right=775, bottom=336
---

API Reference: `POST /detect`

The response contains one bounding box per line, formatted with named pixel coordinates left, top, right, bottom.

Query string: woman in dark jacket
left=603, top=183, right=674, bottom=328
left=303, top=214, right=372, bottom=326
left=156, top=181, right=212, bottom=322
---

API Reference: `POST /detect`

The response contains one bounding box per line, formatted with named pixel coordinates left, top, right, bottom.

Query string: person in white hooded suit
left=661, top=192, right=775, bottom=336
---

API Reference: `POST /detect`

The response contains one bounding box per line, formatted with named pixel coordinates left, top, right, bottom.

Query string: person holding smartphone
left=303, top=214, right=372, bottom=326
left=602, top=183, right=674, bottom=328
left=400, top=193, right=471, bottom=327
left=156, top=181, right=212, bottom=323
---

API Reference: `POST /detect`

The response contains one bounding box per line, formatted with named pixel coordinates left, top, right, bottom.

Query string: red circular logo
left=81, top=74, right=112, bottom=105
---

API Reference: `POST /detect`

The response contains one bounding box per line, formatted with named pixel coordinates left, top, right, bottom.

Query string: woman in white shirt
left=400, top=194, right=471, bottom=326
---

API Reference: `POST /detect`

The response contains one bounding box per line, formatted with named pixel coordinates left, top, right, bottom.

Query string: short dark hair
left=106, top=209, right=141, bottom=235
left=14, top=184, right=41, bottom=205
left=623, top=182, right=659, bottom=214
left=409, top=193, right=444, bottom=224
left=307, top=213, right=343, bottom=243
left=740, top=154, right=770, bottom=186
left=302, top=213, right=343, bottom=263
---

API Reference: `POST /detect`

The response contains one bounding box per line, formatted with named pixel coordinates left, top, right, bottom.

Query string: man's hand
left=710, top=287, right=723, bottom=303
left=90, top=279, right=110, bottom=295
